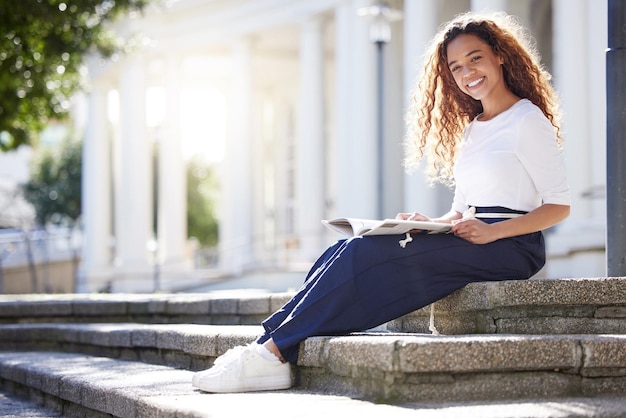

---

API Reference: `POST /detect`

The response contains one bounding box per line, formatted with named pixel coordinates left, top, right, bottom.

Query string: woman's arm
left=451, top=203, right=570, bottom=244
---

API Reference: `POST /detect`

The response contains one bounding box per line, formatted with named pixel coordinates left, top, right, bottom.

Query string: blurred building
left=78, top=0, right=607, bottom=292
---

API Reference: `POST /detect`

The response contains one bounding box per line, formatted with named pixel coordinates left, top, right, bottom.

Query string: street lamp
left=357, top=2, right=403, bottom=219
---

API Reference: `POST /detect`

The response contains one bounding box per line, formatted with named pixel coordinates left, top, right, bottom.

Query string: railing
left=0, top=227, right=80, bottom=293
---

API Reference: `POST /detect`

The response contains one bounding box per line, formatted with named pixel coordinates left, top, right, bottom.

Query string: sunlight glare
left=107, top=90, right=119, bottom=124
left=146, top=86, right=166, bottom=127
left=180, top=87, right=226, bottom=163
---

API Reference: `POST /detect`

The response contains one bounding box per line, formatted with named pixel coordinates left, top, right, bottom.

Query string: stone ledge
left=416, top=277, right=626, bottom=311
left=0, top=292, right=295, bottom=322
left=0, top=323, right=260, bottom=359
left=1, top=278, right=624, bottom=315
left=1, top=278, right=624, bottom=335
left=298, top=333, right=626, bottom=403
left=299, top=333, right=626, bottom=375
left=3, top=352, right=625, bottom=418
left=391, top=277, right=626, bottom=334
left=1, top=322, right=625, bottom=404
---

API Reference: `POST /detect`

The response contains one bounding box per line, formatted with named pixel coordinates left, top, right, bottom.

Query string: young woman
left=192, top=11, right=570, bottom=393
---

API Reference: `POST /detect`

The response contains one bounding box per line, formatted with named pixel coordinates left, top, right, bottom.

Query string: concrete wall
left=2, top=259, right=77, bottom=294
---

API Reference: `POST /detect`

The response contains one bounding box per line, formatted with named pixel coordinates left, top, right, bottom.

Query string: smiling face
left=446, top=33, right=506, bottom=103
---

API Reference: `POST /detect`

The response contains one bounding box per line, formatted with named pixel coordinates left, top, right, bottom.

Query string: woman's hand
left=395, top=212, right=432, bottom=221
left=451, top=219, right=498, bottom=244
left=451, top=203, right=570, bottom=244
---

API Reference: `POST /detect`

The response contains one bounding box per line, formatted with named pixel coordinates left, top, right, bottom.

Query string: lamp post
left=607, top=0, right=626, bottom=276
left=357, top=2, right=403, bottom=219
left=0, top=243, right=15, bottom=294
left=147, top=239, right=160, bottom=292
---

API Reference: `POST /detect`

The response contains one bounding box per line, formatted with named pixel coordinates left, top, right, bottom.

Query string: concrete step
left=1, top=323, right=625, bottom=404
left=0, top=293, right=293, bottom=325
left=393, top=277, right=626, bottom=335
left=0, top=291, right=295, bottom=327
left=0, top=389, right=62, bottom=417
left=3, top=351, right=626, bottom=418
left=1, top=277, right=624, bottom=335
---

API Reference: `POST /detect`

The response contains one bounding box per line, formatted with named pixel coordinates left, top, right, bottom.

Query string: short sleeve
left=516, top=111, right=571, bottom=206
left=451, top=186, right=468, bottom=214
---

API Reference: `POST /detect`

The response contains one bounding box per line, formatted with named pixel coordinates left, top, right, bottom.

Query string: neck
left=478, top=91, right=521, bottom=121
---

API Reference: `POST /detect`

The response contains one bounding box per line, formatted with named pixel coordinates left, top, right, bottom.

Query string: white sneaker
left=192, top=344, right=292, bottom=393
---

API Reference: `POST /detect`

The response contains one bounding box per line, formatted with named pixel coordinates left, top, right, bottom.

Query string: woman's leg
left=193, top=230, right=543, bottom=392
left=192, top=240, right=352, bottom=393
left=256, top=239, right=350, bottom=345
left=267, top=231, right=545, bottom=364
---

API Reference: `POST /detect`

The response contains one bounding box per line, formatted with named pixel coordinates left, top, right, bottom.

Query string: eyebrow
left=448, top=49, right=483, bottom=67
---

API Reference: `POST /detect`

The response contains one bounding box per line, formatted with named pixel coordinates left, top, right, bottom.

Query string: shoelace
left=428, top=303, right=440, bottom=335
left=398, top=233, right=413, bottom=248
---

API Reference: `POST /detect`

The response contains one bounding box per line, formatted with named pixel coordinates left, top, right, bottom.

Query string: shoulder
left=510, top=99, right=545, bottom=119
left=508, top=99, right=553, bottom=131
left=513, top=101, right=560, bottom=152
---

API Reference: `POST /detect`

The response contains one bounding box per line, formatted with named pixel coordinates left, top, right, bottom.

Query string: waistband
left=463, top=206, right=528, bottom=220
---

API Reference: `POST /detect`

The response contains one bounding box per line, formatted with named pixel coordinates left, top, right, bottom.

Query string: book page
left=322, top=217, right=451, bottom=237
left=361, top=219, right=451, bottom=236
left=321, top=218, right=380, bottom=236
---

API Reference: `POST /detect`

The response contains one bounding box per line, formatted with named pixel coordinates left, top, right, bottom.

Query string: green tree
left=21, top=134, right=83, bottom=290
left=22, top=134, right=82, bottom=226
left=187, top=157, right=219, bottom=248
left=0, top=0, right=150, bottom=151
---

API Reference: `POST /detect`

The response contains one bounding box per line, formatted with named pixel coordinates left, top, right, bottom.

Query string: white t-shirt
left=452, top=99, right=570, bottom=214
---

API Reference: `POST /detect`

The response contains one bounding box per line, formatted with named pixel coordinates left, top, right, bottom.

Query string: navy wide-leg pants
left=257, top=223, right=545, bottom=364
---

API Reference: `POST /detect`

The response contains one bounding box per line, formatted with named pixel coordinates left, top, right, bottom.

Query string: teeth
left=467, top=77, right=484, bottom=88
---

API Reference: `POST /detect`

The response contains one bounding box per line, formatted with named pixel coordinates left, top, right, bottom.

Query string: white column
left=219, top=39, right=254, bottom=275
left=158, top=56, right=189, bottom=283
left=546, top=0, right=606, bottom=278
left=381, top=16, right=406, bottom=217
left=296, top=17, right=326, bottom=261
left=471, top=0, right=507, bottom=11
left=334, top=0, right=377, bottom=219
left=585, top=0, right=608, bottom=224
left=273, top=98, right=298, bottom=266
left=333, top=1, right=352, bottom=219
left=114, top=55, right=153, bottom=290
left=402, top=0, right=441, bottom=217
left=553, top=0, right=592, bottom=223
left=78, top=80, right=112, bottom=292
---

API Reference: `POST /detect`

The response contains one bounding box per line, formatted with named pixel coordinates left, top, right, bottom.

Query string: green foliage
left=0, top=0, right=150, bottom=151
left=22, top=137, right=219, bottom=243
left=21, top=138, right=220, bottom=247
left=187, top=157, right=219, bottom=247
left=22, top=134, right=82, bottom=226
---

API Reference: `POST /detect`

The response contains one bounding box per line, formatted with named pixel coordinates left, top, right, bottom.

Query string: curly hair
left=404, top=11, right=562, bottom=186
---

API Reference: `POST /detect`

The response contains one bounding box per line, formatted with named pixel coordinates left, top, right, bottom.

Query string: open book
left=321, top=217, right=452, bottom=237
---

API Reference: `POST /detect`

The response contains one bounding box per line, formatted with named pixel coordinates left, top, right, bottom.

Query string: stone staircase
left=0, top=277, right=625, bottom=417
